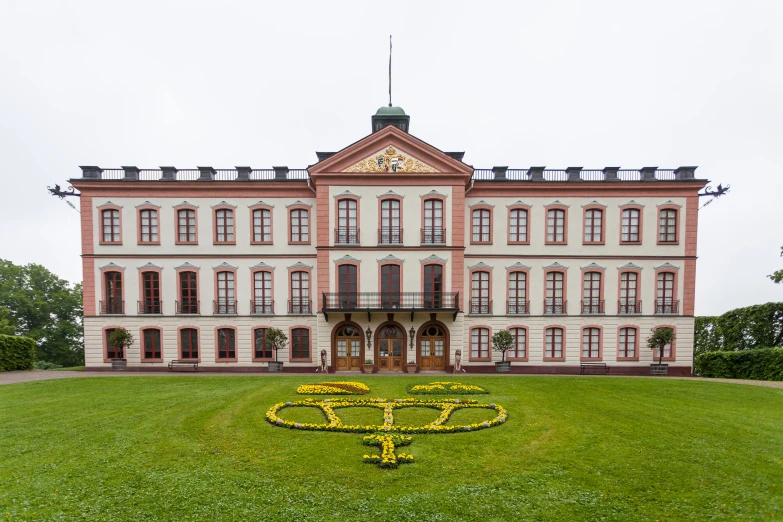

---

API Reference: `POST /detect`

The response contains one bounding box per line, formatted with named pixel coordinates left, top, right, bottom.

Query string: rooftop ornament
left=47, top=184, right=80, bottom=199
left=698, top=184, right=731, bottom=209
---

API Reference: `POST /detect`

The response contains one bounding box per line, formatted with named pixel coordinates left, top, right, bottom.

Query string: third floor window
left=472, top=209, right=491, bottom=243
left=509, top=208, right=528, bottom=243
left=290, top=209, right=309, bottom=243
left=336, top=199, right=358, bottom=244
left=102, top=209, right=121, bottom=243
left=547, top=209, right=566, bottom=243
left=215, top=209, right=234, bottom=243
left=621, top=208, right=641, bottom=243
left=584, top=209, right=603, bottom=243
left=139, top=209, right=158, bottom=243
left=177, top=209, right=196, bottom=243
left=422, top=199, right=444, bottom=243
left=659, top=209, right=678, bottom=243
left=252, top=209, right=272, bottom=243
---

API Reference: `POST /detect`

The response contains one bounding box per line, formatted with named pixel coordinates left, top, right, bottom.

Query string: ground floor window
left=545, top=327, right=564, bottom=359
left=582, top=328, right=601, bottom=359
left=180, top=328, right=198, bottom=359
left=619, top=327, right=637, bottom=358
left=508, top=327, right=527, bottom=359
left=254, top=328, right=272, bottom=359
left=471, top=327, right=489, bottom=359
left=142, top=328, right=161, bottom=360
left=106, top=328, right=123, bottom=359
left=291, top=328, right=310, bottom=359
left=217, top=328, right=236, bottom=360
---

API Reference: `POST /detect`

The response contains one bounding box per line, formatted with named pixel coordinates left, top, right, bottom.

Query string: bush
left=0, top=334, right=36, bottom=371
left=695, top=347, right=783, bottom=381
left=695, top=302, right=783, bottom=355
left=34, top=360, right=62, bottom=370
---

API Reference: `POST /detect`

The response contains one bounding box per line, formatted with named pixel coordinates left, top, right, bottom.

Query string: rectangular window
left=582, top=272, right=602, bottom=314
left=103, top=271, right=123, bottom=314
left=102, top=209, right=120, bottom=243
left=141, top=272, right=161, bottom=314
left=472, top=209, right=491, bottom=243
left=217, top=328, right=236, bottom=360
left=471, top=328, right=489, bottom=359
left=290, top=271, right=310, bottom=313
left=254, top=328, right=272, bottom=359
left=659, top=209, right=678, bottom=243
left=423, top=264, right=443, bottom=308
left=380, top=199, right=401, bottom=243
left=216, top=271, right=236, bottom=314
left=619, top=272, right=638, bottom=314
left=337, top=199, right=358, bottom=243
left=290, top=209, right=309, bottom=243
left=545, top=272, right=565, bottom=314
left=619, top=327, right=637, bottom=358
left=657, top=272, right=676, bottom=313
left=253, top=271, right=273, bottom=314
left=584, top=209, right=602, bottom=243
left=142, top=329, right=161, bottom=360
left=422, top=199, right=444, bottom=243
left=545, top=327, right=563, bottom=359
left=509, top=328, right=526, bottom=359
left=215, top=209, right=234, bottom=243
left=180, top=328, right=198, bottom=359
left=582, top=328, right=600, bottom=358
left=508, top=271, right=527, bottom=314
left=177, top=209, right=196, bottom=243
left=139, top=209, right=158, bottom=243
left=621, top=209, right=640, bottom=243
left=547, top=209, right=566, bottom=243
left=178, top=271, right=198, bottom=314
left=509, top=209, right=528, bottom=243
left=470, top=271, right=490, bottom=314
left=380, top=264, right=401, bottom=308
left=291, top=328, right=310, bottom=359
left=253, top=209, right=272, bottom=243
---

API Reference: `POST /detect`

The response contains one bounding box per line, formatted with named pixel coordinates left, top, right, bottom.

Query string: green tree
left=492, top=329, right=515, bottom=363
left=0, top=260, right=83, bottom=366
left=770, top=246, right=783, bottom=283
left=265, top=328, right=288, bottom=362
left=647, top=327, right=675, bottom=365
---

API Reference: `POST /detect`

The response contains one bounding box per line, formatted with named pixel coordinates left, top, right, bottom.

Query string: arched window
left=177, top=208, right=197, bottom=243
left=252, top=271, right=273, bottom=314
left=101, top=209, right=121, bottom=243
left=509, top=208, right=528, bottom=243
left=509, top=327, right=527, bottom=359
left=470, top=327, right=489, bottom=359
left=546, top=209, right=566, bottom=243
left=290, top=271, right=310, bottom=313
left=470, top=271, right=491, bottom=314
left=178, top=271, right=198, bottom=314
left=253, top=327, right=272, bottom=360
left=142, top=328, right=162, bottom=360
left=380, top=264, right=401, bottom=308
left=508, top=271, right=528, bottom=314
left=380, top=199, right=401, bottom=244
left=619, top=272, right=639, bottom=314
left=618, top=327, right=637, bottom=358
left=544, top=327, right=564, bottom=359
left=105, top=328, right=123, bottom=359
left=472, top=208, right=491, bottom=243
left=656, top=272, right=676, bottom=314
left=216, top=328, right=236, bottom=360
left=214, top=209, right=234, bottom=243
left=336, top=199, right=358, bottom=244
left=423, top=264, right=443, bottom=308
left=545, top=271, right=565, bottom=314
left=252, top=208, right=272, bottom=243
left=582, top=272, right=602, bottom=314
left=337, top=264, right=358, bottom=308
left=215, top=271, right=236, bottom=314
left=139, top=209, right=159, bottom=243
left=659, top=209, right=678, bottom=243
left=584, top=208, right=603, bottom=243
left=581, top=328, right=601, bottom=359
left=180, top=328, right=198, bottom=359
left=140, top=271, right=161, bottom=314
left=103, top=271, right=123, bottom=314
left=621, top=208, right=641, bottom=243
left=290, top=208, right=309, bottom=243
left=422, top=199, right=444, bottom=243
left=291, top=328, right=310, bottom=360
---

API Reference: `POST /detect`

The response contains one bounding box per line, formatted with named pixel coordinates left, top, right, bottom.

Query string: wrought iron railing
left=618, top=300, right=642, bottom=315
left=378, top=227, right=403, bottom=244
left=335, top=227, right=360, bottom=244
left=138, top=300, right=163, bottom=314
left=421, top=227, right=446, bottom=244
left=322, top=292, right=459, bottom=310
left=655, top=299, right=679, bottom=314
left=250, top=299, right=274, bottom=315
left=544, top=298, right=567, bottom=315
left=581, top=299, right=605, bottom=314
left=213, top=300, right=238, bottom=314
left=100, top=300, right=124, bottom=315
left=469, top=299, right=493, bottom=315
left=288, top=299, right=312, bottom=314
left=507, top=300, right=530, bottom=315
left=176, top=300, right=200, bottom=314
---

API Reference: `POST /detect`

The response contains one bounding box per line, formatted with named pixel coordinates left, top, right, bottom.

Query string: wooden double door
left=419, top=324, right=447, bottom=371
left=334, top=324, right=362, bottom=371
left=376, top=324, right=404, bottom=371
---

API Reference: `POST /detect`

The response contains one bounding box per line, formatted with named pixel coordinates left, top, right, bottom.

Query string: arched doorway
left=418, top=322, right=448, bottom=371
left=332, top=322, right=363, bottom=371
left=375, top=323, right=405, bottom=372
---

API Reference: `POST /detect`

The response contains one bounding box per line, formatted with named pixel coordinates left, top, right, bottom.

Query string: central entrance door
left=377, top=324, right=404, bottom=371
left=334, top=324, right=362, bottom=371
left=419, top=324, right=447, bottom=371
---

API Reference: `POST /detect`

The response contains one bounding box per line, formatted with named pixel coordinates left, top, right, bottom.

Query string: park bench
left=168, top=360, right=198, bottom=372
left=580, top=362, right=610, bottom=375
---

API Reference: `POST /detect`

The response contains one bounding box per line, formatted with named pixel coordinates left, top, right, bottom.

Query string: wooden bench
left=168, top=360, right=198, bottom=372
left=580, top=362, right=610, bottom=375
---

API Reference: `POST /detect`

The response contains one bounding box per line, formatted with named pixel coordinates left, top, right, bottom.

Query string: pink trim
left=451, top=185, right=465, bottom=299
left=619, top=204, right=644, bottom=245
left=289, top=325, right=313, bottom=362
left=544, top=205, right=568, bottom=245
left=469, top=205, right=493, bottom=245
left=683, top=196, right=698, bottom=315
left=136, top=205, right=161, bottom=245
left=616, top=325, right=640, bottom=361
left=100, top=264, right=126, bottom=314
left=102, top=325, right=126, bottom=362
left=468, top=325, right=492, bottom=362
left=506, top=326, right=529, bottom=362
left=81, top=196, right=96, bottom=316
left=507, top=204, right=531, bottom=245
left=139, top=326, right=164, bottom=362
left=249, top=204, right=274, bottom=245
left=653, top=324, right=677, bottom=361
left=177, top=326, right=201, bottom=362
left=288, top=204, right=311, bottom=245
left=214, top=326, right=239, bottom=362
left=174, top=206, right=199, bottom=245
left=656, top=205, right=680, bottom=245
left=543, top=325, right=567, bottom=362
left=582, top=205, right=605, bottom=245
left=98, top=205, right=123, bottom=245
left=579, top=325, right=603, bottom=361
left=251, top=326, right=274, bottom=362
left=213, top=206, right=236, bottom=245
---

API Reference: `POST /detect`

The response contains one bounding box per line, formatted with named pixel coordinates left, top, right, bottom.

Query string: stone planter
left=495, top=361, right=511, bottom=373
left=111, top=358, right=127, bottom=371
left=268, top=361, right=284, bottom=372
left=649, top=363, right=669, bottom=376
left=362, top=363, right=375, bottom=374
left=405, top=363, right=418, bottom=374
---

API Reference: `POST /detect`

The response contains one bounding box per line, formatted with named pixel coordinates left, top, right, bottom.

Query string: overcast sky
left=0, top=0, right=781, bottom=316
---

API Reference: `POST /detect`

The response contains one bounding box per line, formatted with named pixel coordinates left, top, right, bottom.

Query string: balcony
left=655, top=299, right=679, bottom=315
left=100, top=300, right=124, bottom=315
left=378, top=227, right=403, bottom=244
left=288, top=299, right=312, bottom=314
left=250, top=299, right=274, bottom=315
left=213, top=300, right=238, bottom=315
left=581, top=299, right=605, bottom=315
left=421, top=227, right=446, bottom=244
left=335, top=227, right=360, bottom=245
left=321, top=291, right=460, bottom=321
left=507, top=300, right=530, bottom=315
left=176, top=300, right=200, bottom=314
left=469, top=298, right=493, bottom=315
left=138, top=300, right=163, bottom=314
left=618, top=300, right=642, bottom=315
left=544, top=298, right=567, bottom=315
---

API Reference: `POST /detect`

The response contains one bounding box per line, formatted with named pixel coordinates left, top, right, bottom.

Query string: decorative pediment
left=654, top=262, right=680, bottom=271
left=96, top=201, right=122, bottom=209
left=580, top=262, right=606, bottom=271
left=506, top=200, right=532, bottom=208
left=210, top=201, right=237, bottom=209
left=137, top=262, right=163, bottom=270
left=656, top=200, right=682, bottom=208
left=420, top=254, right=448, bottom=264
left=174, top=262, right=200, bottom=270
left=376, top=190, right=405, bottom=199
left=134, top=201, right=161, bottom=208
left=173, top=201, right=198, bottom=209
left=212, top=262, right=238, bottom=270
left=377, top=254, right=405, bottom=263
left=287, top=261, right=313, bottom=270
left=419, top=190, right=448, bottom=199
left=619, top=200, right=645, bottom=207
left=248, top=200, right=274, bottom=208
left=286, top=200, right=312, bottom=208
left=333, top=190, right=361, bottom=199
left=469, top=200, right=495, bottom=208
left=344, top=146, right=439, bottom=173
left=334, top=255, right=362, bottom=264
left=617, top=262, right=643, bottom=271
left=505, top=262, right=531, bottom=270
left=250, top=262, right=275, bottom=270
left=544, top=200, right=569, bottom=208
left=543, top=262, right=569, bottom=270
left=99, top=262, right=125, bottom=270
left=582, top=200, right=607, bottom=208
left=468, top=262, right=494, bottom=270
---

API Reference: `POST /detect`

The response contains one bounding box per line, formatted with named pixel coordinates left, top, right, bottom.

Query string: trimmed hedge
left=695, top=347, right=783, bottom=381
left=0, top=334, right=36, bottom=372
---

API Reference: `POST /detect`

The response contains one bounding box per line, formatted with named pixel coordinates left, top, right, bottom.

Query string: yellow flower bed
left=296, top=381, right=370, bottom=395
left=408, top=381, right=489, bottom=395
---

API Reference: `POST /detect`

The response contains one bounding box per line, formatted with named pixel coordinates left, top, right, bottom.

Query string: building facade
left=73, top=107, right=705, bottom=374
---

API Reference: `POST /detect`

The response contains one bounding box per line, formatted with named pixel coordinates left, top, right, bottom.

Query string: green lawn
left=0, top=376, right=781, bottom=521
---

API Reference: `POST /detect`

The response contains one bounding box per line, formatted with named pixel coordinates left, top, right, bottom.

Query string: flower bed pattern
left=407, top=381, right=489, bottom=395
left=296, top=382, right=370, bottom=395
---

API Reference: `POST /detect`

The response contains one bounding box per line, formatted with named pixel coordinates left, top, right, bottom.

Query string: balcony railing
left=469, top=299, right=493, bottom=315
left=288, top=299, right=312, bottom=314
left=421, top=227, right=446, bottom=244
left=378, top=227, right=403, bottom=244
left=581, top=299, right=605, bottom=315
left=544, top=298, right=567, bottom=315
left=507, top=300, right=530, bottom=315
left=322, top=292, right=459, bottom=311
left=335, top=227, right=360, bottom=244
left=250, top=299, right=274, bottom=315
left=138, top=300, right=163, bottom=314
left=655, top=299, right=679, bottom=315
left=176, top=300, right=200, bottom=314
left=618, top=300, right=642, bottom=315
left=100, top=300, right=124, bottom=315
left=213, top=300, right=238, bottom=315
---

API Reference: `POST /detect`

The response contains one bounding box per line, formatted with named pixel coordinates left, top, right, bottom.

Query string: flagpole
left=389, top=35, right=392, bottom=107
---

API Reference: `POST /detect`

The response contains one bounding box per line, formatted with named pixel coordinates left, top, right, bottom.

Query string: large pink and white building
left=73, top=106, right=705, bottom=374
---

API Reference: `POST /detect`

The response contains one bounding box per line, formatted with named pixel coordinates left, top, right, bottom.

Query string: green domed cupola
left=372, top=105, right=410, bottom=133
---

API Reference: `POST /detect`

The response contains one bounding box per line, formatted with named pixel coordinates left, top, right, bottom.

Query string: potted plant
left=492, top=330, right=514, bottom=373
left=362, top=359, right=375, bottom=374
left=647, top=327, right=675, bottom=375
left=107, top=328, right=133, bottom=370
left=265, top=327, right=287, bottom=372
left=405, top=360, right=418, bottom=373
